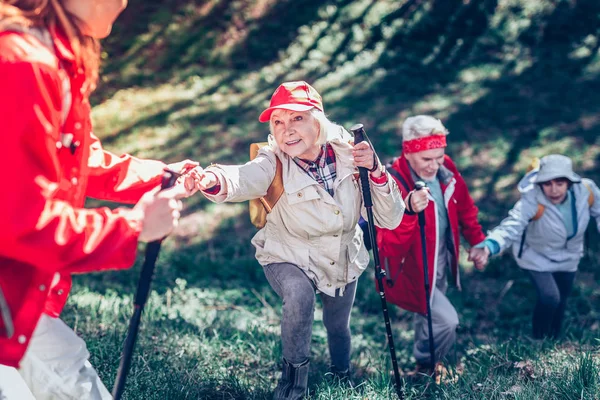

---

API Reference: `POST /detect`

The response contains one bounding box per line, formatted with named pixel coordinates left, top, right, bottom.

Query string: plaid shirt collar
left=293, top=144, right=337, bottom=196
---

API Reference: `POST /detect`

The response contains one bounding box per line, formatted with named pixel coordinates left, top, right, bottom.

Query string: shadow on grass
left=96, top=0, right=600, bottom=198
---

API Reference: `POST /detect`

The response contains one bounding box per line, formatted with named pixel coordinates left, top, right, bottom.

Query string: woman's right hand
left=188, top=166, right=219, bottom=191
left=406, top=188, right=430, bottom=213
left=131, top=186, right=184, bottom=242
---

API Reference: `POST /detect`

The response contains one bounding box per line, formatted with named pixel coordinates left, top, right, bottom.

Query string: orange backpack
left=248, top=143, right=284, bottom=229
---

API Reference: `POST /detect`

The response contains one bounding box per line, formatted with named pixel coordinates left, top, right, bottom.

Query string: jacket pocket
left=286, top=186, right=320, bottom=205
left=347, top=232, right=369, bottom=266
left=345, top=233, right=370, bottom=283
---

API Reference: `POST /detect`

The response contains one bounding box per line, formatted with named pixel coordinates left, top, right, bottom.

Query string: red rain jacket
left=376, top=155, right=485, bottom=314
left=0, top=28, right=165, bottom=367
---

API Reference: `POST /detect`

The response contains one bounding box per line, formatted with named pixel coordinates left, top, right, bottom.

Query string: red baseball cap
left=258, top=81, right=323, bottom=123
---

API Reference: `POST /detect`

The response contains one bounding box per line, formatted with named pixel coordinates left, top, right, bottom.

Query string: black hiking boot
left=272, top=358, right=309, bottom=400
left=325, top=366, right=355, bottom=389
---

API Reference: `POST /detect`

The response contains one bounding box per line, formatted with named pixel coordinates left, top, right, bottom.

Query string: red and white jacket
left=376, top=155, right=485, bottom=314
left=0, top=27, right=166, bottom=367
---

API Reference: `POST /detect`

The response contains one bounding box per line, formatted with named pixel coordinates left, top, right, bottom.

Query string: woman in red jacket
left=376, top=115, right=486, bottom=377
left=0, top=1, right=196, bottom=398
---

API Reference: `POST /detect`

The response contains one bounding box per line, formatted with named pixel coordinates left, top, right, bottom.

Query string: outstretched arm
left=86, top=134, right=198, bottom=204
left=189, top=148, right=277, bottom=203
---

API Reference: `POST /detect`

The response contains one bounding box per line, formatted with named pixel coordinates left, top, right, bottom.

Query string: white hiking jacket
left=203, top=131, right=404, bottom=296
left=487, top=173, right=600, bottom=272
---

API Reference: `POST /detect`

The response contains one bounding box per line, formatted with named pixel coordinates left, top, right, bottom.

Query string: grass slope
left=69, top=0, right=600, bottom=398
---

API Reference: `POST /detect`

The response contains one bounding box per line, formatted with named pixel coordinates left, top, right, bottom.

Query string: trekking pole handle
left=350, top=123, right=365, bottom=142
left=414, top=181, right=427, bottom=225
left=350, top=124, right=373, bottom=208
left=160, top=169, right=180, bottom=191
left=134, top=169, right=180, bottom=307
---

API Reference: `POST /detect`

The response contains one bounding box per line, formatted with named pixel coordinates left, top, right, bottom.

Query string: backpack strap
left=583, top=182, right=595, bottom=207
left=530, top=204, right=545, bottom=221
left=249, top=143, right=284, bottom=209
left=518, top=201, right=545, bottom=258
left=249, top=143, right=284, bottom=228
left=0, top=285, right=14, bottom=339
left=385, top=159, right=410, bottom=192
left=260, top=157, right=283, bottom=211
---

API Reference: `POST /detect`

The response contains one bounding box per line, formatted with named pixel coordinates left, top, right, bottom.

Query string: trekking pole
left=350, top=124, right=404, bottom=400
left=414, top=181, right=436, bottom=376
left=112, top=169, right=180, bottom=400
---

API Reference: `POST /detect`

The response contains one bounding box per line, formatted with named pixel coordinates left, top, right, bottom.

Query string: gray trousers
left=263, top=263, right=357, bottom=371
left=413, top=282, right=459, bottom=365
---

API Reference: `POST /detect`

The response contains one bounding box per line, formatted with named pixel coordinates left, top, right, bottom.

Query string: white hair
left=402, top=115, right=449, bottom=141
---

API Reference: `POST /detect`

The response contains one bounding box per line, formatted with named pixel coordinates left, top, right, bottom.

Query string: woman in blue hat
left=470, top=154, right=600, bottom=339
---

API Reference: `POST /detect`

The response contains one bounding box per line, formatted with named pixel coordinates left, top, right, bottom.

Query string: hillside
left=68, top=1, right=600, bottom=398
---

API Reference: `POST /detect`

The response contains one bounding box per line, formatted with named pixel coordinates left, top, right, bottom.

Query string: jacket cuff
left=369, top=171, right=388, bottom=185
left=202, top=172, right=222, bottom=195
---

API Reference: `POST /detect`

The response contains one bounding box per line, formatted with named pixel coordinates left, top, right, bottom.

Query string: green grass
left=64, top=253, right=600, bottom=399
left=70, top=0, right=600, bottom=398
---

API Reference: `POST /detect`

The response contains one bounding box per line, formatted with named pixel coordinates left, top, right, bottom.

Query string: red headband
left=402, top=135, right=447, bottom=153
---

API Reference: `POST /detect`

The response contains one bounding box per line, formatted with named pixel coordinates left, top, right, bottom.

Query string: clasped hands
left=468, top=246, right=490, bottom=271
left=129, top=159, right=200, bottom=243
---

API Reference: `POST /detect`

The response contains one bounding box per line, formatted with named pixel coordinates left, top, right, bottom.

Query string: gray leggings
left=263, top=263, right=357, bottom=371
left=527, top=270, right=576, bottom=339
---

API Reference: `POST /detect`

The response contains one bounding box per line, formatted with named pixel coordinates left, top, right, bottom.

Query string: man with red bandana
left=376, top=115, right=486, bottom=374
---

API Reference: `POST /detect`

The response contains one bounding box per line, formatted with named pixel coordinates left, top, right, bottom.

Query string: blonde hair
left=402, top=115, right=449, bottom=141
left=0, top=0, right=100, bottom=92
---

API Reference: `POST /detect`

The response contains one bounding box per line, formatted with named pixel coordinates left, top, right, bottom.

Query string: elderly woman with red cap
left=376, top=115, right=486, bottom=375
left=469, top=154, right=600, bottom=339
left=188, top=81, right=404, bottom=399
